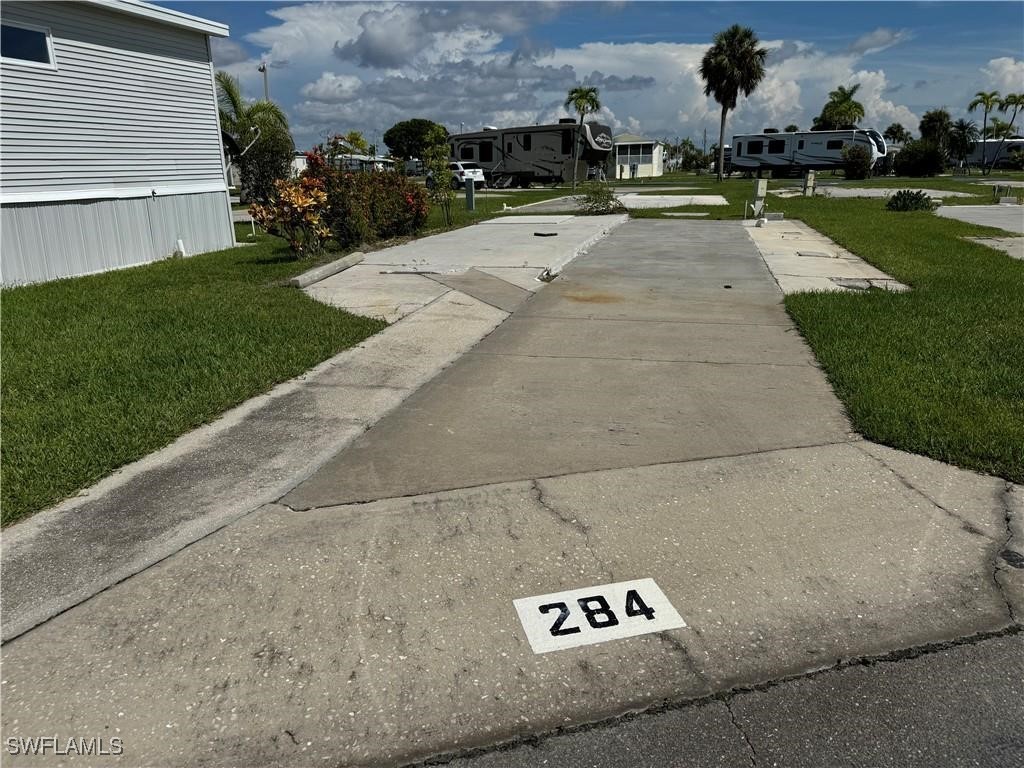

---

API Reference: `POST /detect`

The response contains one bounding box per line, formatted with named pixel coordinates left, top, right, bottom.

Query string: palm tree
left=883, top=123, right=911, bottom=145
left=985, top=93, right=1024, bottom=171
left=699, top=24, right=768, bottom=182
left=216, top=71, right=290, bottom=157
left=949, top=119, right=979, bottom=169
left=919, top=108, right=953, bottom=155
left=967, top=90, right=1000, bottom=173
left=564, top=85, right=601, bottom=191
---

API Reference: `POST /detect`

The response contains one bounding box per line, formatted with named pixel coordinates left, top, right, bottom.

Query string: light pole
left=258, top=62, right=269, bottom=100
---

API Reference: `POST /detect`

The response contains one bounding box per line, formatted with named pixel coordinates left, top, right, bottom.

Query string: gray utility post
left=465, top=178, right=475, bottom=211
left=258, top=62, right=269, bottom=100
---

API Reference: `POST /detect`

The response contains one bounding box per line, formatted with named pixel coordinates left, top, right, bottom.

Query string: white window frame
left=1, top=21, right=57, bottom=70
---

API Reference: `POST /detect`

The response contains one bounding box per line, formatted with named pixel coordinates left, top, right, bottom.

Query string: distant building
left=1, top=0, right=233, bottom=284
left=611, top=134, right=665, bottom=179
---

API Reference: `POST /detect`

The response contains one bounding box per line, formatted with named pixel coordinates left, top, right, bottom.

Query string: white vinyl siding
left=0, top=1, right=225, bottom=197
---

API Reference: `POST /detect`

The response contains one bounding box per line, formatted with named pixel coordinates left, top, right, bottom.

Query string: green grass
left=1, top=235, right=386, bottom=526
left=424, top=188, right=571, bottom=230
left=775, top=197, right=1023, bottom=482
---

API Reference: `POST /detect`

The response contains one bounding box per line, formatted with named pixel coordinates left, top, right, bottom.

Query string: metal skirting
left=1, top=190, right=234, bottom=285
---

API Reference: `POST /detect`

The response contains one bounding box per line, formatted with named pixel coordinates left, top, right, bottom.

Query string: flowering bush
left=249, top=176, right=330, bottom=258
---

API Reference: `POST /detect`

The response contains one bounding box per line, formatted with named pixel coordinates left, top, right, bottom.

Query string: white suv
left=428, top=161, right=486, bottom=189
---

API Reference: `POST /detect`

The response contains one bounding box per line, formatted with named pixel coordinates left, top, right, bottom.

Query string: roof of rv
left=451, top=120, right=609, bottom=138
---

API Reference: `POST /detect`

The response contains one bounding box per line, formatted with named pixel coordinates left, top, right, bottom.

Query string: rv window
left=747, top=141, right=764, bottom=154
left=460, top=146, right=474, bottom=160
left=826, top=140, right=844, bottom=150
left=480, top=142, right=493, bottom=162
left=735, top=143, right=742, bottom=156
left=507, top=142, right=512, bottom=153
left=523, top=134, right=532, bottom=151
left=562, top=130, right=572, bottom=155
left=1, top=23, right=54, bottom=67
left=768, top=140, right=786, bottom=154
left=450, top=145, right=455, bottom=158
left=798, top=140, right=805, bottom=150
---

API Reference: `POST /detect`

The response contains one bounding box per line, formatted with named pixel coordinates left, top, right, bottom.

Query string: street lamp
left=258, top=61, right=269, bottom=100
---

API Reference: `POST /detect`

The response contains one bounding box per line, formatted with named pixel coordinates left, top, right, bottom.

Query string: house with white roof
left=611, top=134, right=665, bottom=179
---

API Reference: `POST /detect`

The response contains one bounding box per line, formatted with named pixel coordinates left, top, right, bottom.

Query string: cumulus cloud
left=847, top=28, right=910, bottom=56
left=300, top=72, right=363, bottom=102
left=982, top=57, right=1024, bottom=94
left=211, top=38, right=250, bottom=66
left=583, top=70, right=656, bottom=91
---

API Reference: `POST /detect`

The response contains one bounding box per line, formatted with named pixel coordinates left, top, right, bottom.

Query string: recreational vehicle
left=448, top=119, right=614, bottom=187
left=963, top=138, right=1024, bottom=169
left=731, top=129, right=887, bottom=175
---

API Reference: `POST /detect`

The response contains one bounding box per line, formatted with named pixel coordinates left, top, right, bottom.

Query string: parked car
left=427, top=162, right=486, bottom=189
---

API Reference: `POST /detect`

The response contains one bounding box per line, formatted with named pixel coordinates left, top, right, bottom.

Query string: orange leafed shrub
left=250, top=176, right=330, bottom=258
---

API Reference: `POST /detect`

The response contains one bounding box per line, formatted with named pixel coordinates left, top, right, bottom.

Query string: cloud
left=885, top=83, right=905, bottom=94
left=847, top=28, right=909, bottom=56
left=583, top=70, right=656, bottom=91
left=300, top=72, right=363, bottom=102
left=211, top=38, right=250, bottom=66
left=914, top=79, right=929, bottom=89
left=982, top=57, right=1024, bottom=94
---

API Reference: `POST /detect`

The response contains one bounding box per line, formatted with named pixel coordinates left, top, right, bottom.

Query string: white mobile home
left=964, top=137, right=1024, bottom=169
left=1, top=0, right=234, bottom=284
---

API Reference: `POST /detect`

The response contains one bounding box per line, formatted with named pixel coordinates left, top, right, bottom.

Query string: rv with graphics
left=731, top=129, right=887, bottom=175
left=448, top=119, right=614, bottom=187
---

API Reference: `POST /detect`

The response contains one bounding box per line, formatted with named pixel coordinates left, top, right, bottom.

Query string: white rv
left=448, top=120, right=614, bottom=187
left=731, top=129, right=887, bottom=175
left=963, top=138, right=1024, bottom=169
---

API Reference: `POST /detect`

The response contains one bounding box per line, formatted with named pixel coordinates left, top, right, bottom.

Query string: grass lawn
left=628, top=177, right=1024, bottom=482
left=1, top=233, right=385, bottom=526
left=424, top=187, right=571, bottom=230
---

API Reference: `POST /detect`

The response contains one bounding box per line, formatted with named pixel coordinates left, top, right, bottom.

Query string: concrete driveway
left=2, top=219, right=1019, bottom=767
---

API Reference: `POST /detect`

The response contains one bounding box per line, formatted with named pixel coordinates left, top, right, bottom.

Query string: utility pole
left=258, top=62, right=269, bottom=100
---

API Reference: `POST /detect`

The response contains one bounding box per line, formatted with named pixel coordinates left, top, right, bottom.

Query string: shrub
left=239, top=129, right=294, bottom=203
left=842, top=144, right=873, bottom=180
left=249, top=177, right=330, bottom=258
left=578, top=182, right=626, bottom=214
left=423, top=137, right=455, bottom=227
left=892, top=140, right=946, bottom=177
left=885, top=189, right=937, bottom=212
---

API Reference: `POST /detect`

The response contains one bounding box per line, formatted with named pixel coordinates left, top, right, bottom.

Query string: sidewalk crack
left=725, top=699, right=758, bottom=767
left=995, top=482, right=1021, bottom=625
left=530, top=479, right=613, bottom=580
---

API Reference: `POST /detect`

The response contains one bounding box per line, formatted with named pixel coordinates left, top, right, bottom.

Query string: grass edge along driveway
left=1, top=235, right=386, bottom=526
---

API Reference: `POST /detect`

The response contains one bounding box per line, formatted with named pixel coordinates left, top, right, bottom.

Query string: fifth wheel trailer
left=448, top=120, right=613, bottom=187
left=731, top=129, right=887, bottom=175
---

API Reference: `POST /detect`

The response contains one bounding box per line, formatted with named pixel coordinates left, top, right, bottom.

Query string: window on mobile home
left=748, top=140, right=764, bottom=154
left=1, top=23, right=54, bottom=67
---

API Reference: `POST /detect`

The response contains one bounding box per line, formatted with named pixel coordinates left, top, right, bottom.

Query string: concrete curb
left=289, top=252, right=364, bottom=288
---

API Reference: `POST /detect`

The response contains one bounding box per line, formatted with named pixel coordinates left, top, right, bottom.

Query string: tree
left=383, top=119, right=448, bottom=160
left=564, top=85, right=601, bottom=191
left=983, top=93, right=1024, bottom=171
left=967, top=90, right=1000, bottom=174
left=422, top=125, right=455, bottom=227
left=949, top=119, right=980, bottom=169
left=983, top=116, right=1014, bottom=139
left=216, top=71, right=294, bottom=203
left=812, top=83, right=864, bottom=131
left=919, top=108, right=953, bottom=156
left=784, top=124, right=799, bottom=133
left=883, top=123, right=912, bottom=145
left=699, top=24, right=768, bottom=182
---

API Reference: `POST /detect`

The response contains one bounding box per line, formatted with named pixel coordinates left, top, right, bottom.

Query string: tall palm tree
left=216, top=71, right=291, bottom=160
left=949, top=119, right=979, bottom=169
left=699, top=25, right=768, bottom=182
left=985, top=93, right=1024, bottom=171
left=919, top=108, right=953, bottom=155
left=883, top=123, right=911, bottom=145
left=967, top=90, right=1000, bottom=173
left=564, top=85, right=601, bottom=191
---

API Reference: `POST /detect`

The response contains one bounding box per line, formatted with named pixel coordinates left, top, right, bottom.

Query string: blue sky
left=163, top=1, right=1024, bottom=151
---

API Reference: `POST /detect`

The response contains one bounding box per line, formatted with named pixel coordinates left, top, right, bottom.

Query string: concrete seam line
left=402, top=625, right=1021, bottom=768
left=289, top=252, right=365, bottom=288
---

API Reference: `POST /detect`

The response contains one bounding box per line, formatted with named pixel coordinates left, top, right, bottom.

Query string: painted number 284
left=539, top=589, right=656, bottom=636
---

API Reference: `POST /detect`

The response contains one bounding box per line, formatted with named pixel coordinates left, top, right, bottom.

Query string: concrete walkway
left=2, top=220, right=1021, bottom=767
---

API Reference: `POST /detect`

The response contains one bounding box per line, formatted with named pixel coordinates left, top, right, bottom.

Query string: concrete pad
left=818, top=187, right=978, bottom=199
left=480, top=215, right=574, bottom=225
left=744, top=219, right=909, bottom=294
left=427, top=268, right=532, bottom=313
left=0, top=292, right=508, bottom=642
left=617, top=194, right=728, bottom=208
left=305, top=264, right=448, bottom=322
left=281, top=351, right=852, bottom=510
left=473, top=267, right=546, bottom=291
left=2, top=443, right=1010, bottom=767
left=935, top=205, right=1024, bottom=234
left=476, top=315, right=817, bottom=366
